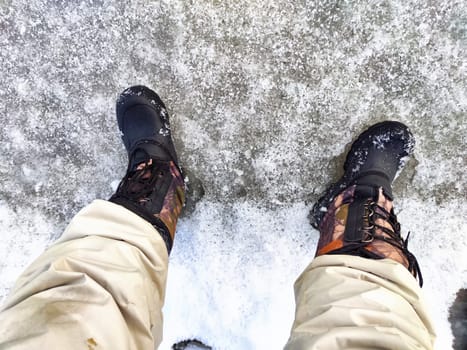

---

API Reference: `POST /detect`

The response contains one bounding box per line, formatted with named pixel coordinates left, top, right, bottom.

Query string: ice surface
left=0, top=0, right=466, bottom=349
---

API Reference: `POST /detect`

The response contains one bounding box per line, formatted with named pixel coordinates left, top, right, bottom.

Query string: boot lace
left=329, top=199, right=423, bottom=287
left=110, top=148, right=175, bottom=252
left=364, top=201, right=423, bottom=287
left=116, top=158, right=165, bottom=202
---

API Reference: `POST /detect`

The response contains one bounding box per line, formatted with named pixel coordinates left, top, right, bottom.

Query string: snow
left=163, top=201, right=313, bottom=349
left=0, top=0, right=466, bottom=349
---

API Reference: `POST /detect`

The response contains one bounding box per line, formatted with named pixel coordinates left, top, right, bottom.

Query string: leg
left=285, top=122, right=436, bottom=350
left=0, top=201, right=168, bottom=349
left=0, top=86, right=185, bottom=350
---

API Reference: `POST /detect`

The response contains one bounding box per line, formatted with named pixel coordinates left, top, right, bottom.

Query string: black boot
left=109, top=86, right=185, bottom=253
left=310, top=121, right=415, bottom=229
left=311, top=121, right=422, bottom=286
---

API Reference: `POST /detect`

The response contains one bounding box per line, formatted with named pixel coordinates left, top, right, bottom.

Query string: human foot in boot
left=311, top=121, right=422, bottom=286
left=310, top=121, right=415, bottom=229
left=110, top=86, right=185, bottom=253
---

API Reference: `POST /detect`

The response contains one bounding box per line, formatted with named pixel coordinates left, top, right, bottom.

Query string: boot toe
left=115, top=86, right=178, bottom=164
left=344, top=121, right=415, bottom=181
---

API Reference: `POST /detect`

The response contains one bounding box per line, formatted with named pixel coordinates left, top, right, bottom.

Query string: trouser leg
left=285, top=255, right=436, bottom=350
left=0, top=200, right=168, bottom=350
left=286, top=185, right=436, bottom=349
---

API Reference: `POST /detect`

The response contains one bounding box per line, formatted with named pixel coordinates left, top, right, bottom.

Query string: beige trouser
left=285, top=255, right=436, bottom=350
left=0, top=200, right=436, bottom=350
left=0, top=200, right=168, bottom=350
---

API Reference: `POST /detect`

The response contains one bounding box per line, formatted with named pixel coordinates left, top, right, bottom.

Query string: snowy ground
left=0, top=0, right=466, bottom=349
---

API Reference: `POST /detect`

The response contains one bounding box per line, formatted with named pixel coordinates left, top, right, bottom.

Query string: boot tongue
left=129, top=149, right=150, bottom=171
left=353, top=172, right=393, bottom=200
left=129, top=143, right=173, bottom=171
left=349, top=143, right=400, bottom=201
